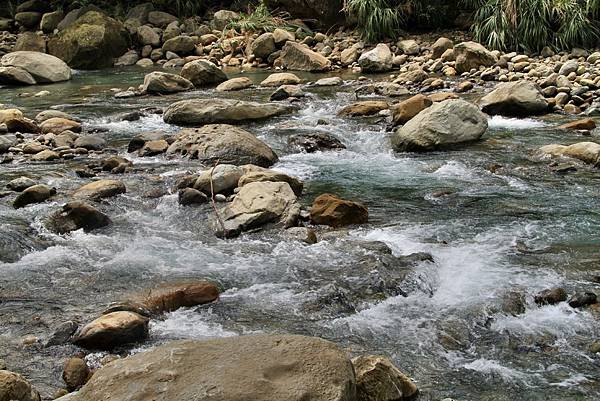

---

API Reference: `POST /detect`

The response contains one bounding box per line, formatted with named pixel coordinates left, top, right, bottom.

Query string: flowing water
left=0, top=67, right=599, bottom=400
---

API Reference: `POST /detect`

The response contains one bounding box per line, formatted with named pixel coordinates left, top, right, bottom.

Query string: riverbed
left=1, top=67, right=599, bottom=400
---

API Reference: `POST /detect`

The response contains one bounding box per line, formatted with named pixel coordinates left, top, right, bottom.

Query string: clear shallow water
left=1, top=68, right=599, bottom=400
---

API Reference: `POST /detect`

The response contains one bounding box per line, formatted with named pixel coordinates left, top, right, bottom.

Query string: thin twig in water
left=210, top=159, right=226, bottom=234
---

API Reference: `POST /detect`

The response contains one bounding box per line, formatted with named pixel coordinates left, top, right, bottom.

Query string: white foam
left=150, top=308, right=238, bottom=340
left=488, top=115, right=547, bottom=130
left=89, top=113, right=172, bottom=135
left=462, top=358, right=529, bottom=382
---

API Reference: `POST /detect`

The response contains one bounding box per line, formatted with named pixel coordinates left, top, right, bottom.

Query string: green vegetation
left=224, top=2, right=299, bottom=33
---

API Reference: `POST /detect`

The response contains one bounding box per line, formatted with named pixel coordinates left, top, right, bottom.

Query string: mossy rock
left=48, top=11, right=130, bottom=69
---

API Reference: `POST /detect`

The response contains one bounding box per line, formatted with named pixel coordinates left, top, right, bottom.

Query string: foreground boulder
left=13, top=185, right=56, bottom=209
left=46, top=201, right=111, bottom=234
left=48, top=11, right=130, bottom=69
left=65, top=335, right=356, bottom=401
left=310, top=194, right=368, bottom=227
left=167, top=125, right=278, bottom=167
left=1, top=51, right=71, bottom=83
left=539, top=142, right=600, bottom=166
left=72, top=311, right=149, bottom=349
left=142, top=71, right=193, bottom=94
left=454, top=41, right=497, bottom=73
left=214, top=181, right=300, bottom=238
left=180, top=59, right=227, bottom=87
left=352, top=355, right=418, bottom=401
left=358, top=44, right=393, bottom=73
left=0, top=370, right=41, bottom=401
left=279, top=41, right=331, bottom=71
left=391, top=99, right=488, bottom=152
left=163, top=99, right=289, bottom=126
left=480, top=81, right=548, bottom=117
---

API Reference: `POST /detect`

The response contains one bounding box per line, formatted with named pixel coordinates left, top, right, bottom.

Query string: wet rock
left=48, top=11, right=129, bottom=69
left=0, top=136, right=18, bottom=154
left=310, top=194, right=368, bottom=227
left=216, top=77, right=253, bottom=92
left=358, top=44, right=393, bottom=72
left=5, top=118, right=40, bottom=134
left=193, top=164, right=244, bottom=195
left=214, top=181, right=300, bottom=238
left=539, top=142, right=600, bottom=166
left=270, top=84, right=305, bottom=101
left=6, top=177, right=36, bottom=192
left=0, top=109, right=24, bottom=124
left=454, top=41, right=497, bottom=73
left=139, top=139, right=168, bottom=156
left=73, top=135, right=105, bottom=151
left=127, top=281, right=219, bottom=314
left=558, top=118, right=596, bottom=131
left=72, top=311, right=149, bottom=349
left=249, top=32, right=276, bottom=59
left=500, top=291, right=526, bottom=316
left=63, top=358, right=89, bottom=391
left=590, top=341, right=600, bottom=354
left=0, top=66, right=36, bottom=85
left=289, top=133, right=346, bottom=153
left=338, top=101, right=389, bottom=117
left=142, top=71, right=193, bottom=94
left=480, top=81, right=549, bottom=117
left=47, top=201, right=111, bottom=234
left=1, top=51, right=71, bottom=83
left=261, top=72, right=301, bottom=87
left=568, top=292, right=597, bottom=308
left=178, top=188, right=208, bottom=206
left=534, top=287, right=567, bottom=305
left=65, top=335, right=355, bottom=401
left=127, top=131, right=165, bottom=153
left=391, top=99, right=488, bottom=152
left=35, top=110, right=73, bottom=123
left=40, top=118, right=81, bottom=134
left=284, top=226, right=317, bottom=244
left=391, top=94, right=433, bottom=126
left=163, top=99, right=289, bottom=126
left=0, top=370, right=41, bottom=401
left=352, top=355, right=418, bottom=401
left=44, top=321, right=79, bottom=347
left=279, top=41, right=331, bottom=71
left=180, top=59, right=227, bottom=87
left=238, top=169, right=303, bottom=196
left=73, top=179, right=126, bottom=200
left=315, top=77, right=343, bottom=86
left=13, top=184, right=56, bottom=209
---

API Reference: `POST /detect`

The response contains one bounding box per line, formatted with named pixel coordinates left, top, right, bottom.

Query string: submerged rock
left=310, top=194, right=368, bottom=227
left=0, top=370, right=41, bottom=401
left=568, top=292, right=597, bottom=308
left=480, top=81, right=548, bottom=117
left=46, top=201, right=111, bottom=234
left=72, top=311, right=149, bottom=349
left=539, top=142, right=600, bottom=166
left=289, top=133, right=346, bottom=153
left=214, top=181, right=300, bottom=238
left=534, top=288, right=567, bottom=305
left=125, top=281, right=220, bottom=315
left=66, top=335, right=356, bottom=401
left=163, top=99, right=289, bottom=126
left=391, top=99, right=488, bottom=152
left=166, top=125, right=278, bottom=167
left=178, top=188, right=208, bottom=206
left=352, top=355, right=418, bottom=401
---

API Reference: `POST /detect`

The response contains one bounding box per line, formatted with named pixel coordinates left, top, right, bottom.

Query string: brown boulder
left=558, top=118, right=596, bottom=131
left=63, top=357, right=90, bottom=391
left=338, top=101, right=389, bottom=117
left=391, top=94, right=433, bottom=126
left=72, top=311, right=149, bottom=349
left=128, top=281, right=220, bottom=314
left=73, top=180, right=126, bottom=200
left=352, top=355, right=418, bottom=401
left=310, top=194, right=368, bottom=227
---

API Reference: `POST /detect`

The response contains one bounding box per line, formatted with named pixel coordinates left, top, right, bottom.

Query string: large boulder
left=539, top=142, right=600, bottom=166
left=238, top=169, right=304, bottom=196
left=72, top=311, right=149, bottom=349
left=46, top=201, right=111, bottom=234
left=73, top=179, right=126, bottom=200
left=454, top=41, right=497, bottom=73
left=162, top=35, right=195, bottom=55
left=0, top=51, right=71, bottom=83
left=136, top=25, right=160, bottom=46
left=214, top=181, right=300, bottom=237
left=0, top=66, right=36, bottom=86
left=0, top=370, right=41, bottom=401
left=141, top=71, right=193, bottom=94
left=358, top=44, right=393, bottom=72
left=65, top=335, right=356, bottom=401
left=193, top=164, right=244, bottom=194
left=310, top=194, right=368, bottom=227
left=352, top=355, right=418, bottom=401
left=163, top=98, right=289, bottom=126
left=13, top=185, right=56, bottom=209
left=48, top=11, right=130, bottom=69
left=480, top=81, right=549, bottom=117
left=40, top=10, right=64, bottom=33
left=166, top=125, right=278, bottom=167
left=180, top=59, right=227, bottom=87
left=279, top=41, right=331, bottom=71
left=249, top=32, right=276, bottom=59
left=391, top=94, right=433, bottom=126
left=14, top=32, right=46, bottom=52
left=260, top=72, right=301, bottom=87
left=391, top=99, right=488, bottom=152
left=338, top=101, right=389, bottom=117
left=123, top=281, right=220, bottom=315
left=264, top=1, right=345, bottom=27
left=216, top=77, right=253, bottom=92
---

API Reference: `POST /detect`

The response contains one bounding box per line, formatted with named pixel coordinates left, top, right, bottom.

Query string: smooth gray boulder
left=480, top=81, right=549, bottom=117
left=1, top=51, right=71, bottom=83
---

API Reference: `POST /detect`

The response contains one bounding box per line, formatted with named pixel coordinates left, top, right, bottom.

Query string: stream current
left=0, top=67, right=599, bottom=400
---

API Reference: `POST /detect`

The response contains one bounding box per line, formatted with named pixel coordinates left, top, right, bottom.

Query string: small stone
left=568, top=292, right=597, bottom=308
left=178, top=188, right=208, bottom=206
left=63, top=357, right=90, bottom=391
left=534, top=288, right=567, bottom=305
